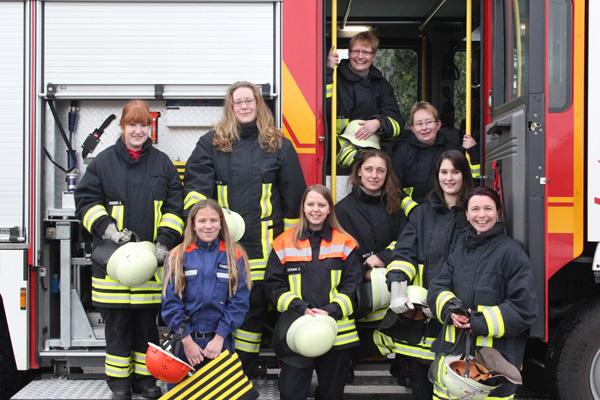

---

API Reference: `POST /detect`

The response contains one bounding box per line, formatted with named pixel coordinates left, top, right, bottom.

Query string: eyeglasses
left=232, top=98, right=256, bottom=107
left=413, top=119, right=437, bottom=128
left=349, top=49, right=374, bottom=56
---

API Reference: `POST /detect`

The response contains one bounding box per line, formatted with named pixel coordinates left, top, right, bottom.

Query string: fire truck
left=1, top=0, right=599, bottom=399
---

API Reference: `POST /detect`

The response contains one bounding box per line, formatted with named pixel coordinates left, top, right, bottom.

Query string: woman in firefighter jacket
left=391, top=101, right=480, bottom=214
left=334, top=150, right=406, bottom=362
left=75, top=100, right=184, bottom=400
left=385, top=150, right=474, bottom=400
left=427, top=186, right=538, bottom=400
left=161, top=199, right=251, bottom=389
left=264, top=184, right=363, bottom=400
left=326, top=31, right=404, bottom=168
left=183, top=81, right=307, bottom=376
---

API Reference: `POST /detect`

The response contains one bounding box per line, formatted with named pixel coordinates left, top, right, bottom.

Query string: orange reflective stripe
left=272, top=227, right=357, bottom=264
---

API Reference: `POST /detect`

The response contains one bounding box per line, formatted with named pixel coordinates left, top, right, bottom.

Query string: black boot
left=111, top=387, right=132, bottom=400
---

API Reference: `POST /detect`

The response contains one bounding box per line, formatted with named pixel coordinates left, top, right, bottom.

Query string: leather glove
left=155, top=242, right=169, bottom=264
left=390, top=281, right=414, bottom=315
left=102, top=224, right=132, bottom=245
left=422, top=306, right=433, bottom=319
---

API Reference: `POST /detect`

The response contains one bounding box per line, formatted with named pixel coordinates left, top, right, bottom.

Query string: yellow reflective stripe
left=329, top=268, right=353, bottom=317
left=326, top=83, right=333, bottom=98
left=153, top=200, right=162, bottom=241
left=105, top=353, right=132, bottom=378
left=432, top=355, right=450, bottom=400
left=387, top=260, right=416, bottom=281
left=486, top=395, right=514, bottom=400
left=476, top=335, right=494, bottom=347
left=249, top=258, right=267, bottom=282
left=217, top=184, right=229, bottom=209
left=385, top=241, right=396, bottom=251
left=110, top=205, right=124, bottom=231
left=357, top=308, right=387, bottom=323
left=184, top=191, right=207, bottom=210
left=159, top=213, right=184, bottom=235
left=392, top=339, right=435, bottom=360
left=333, top=318, right=359, bottom=346
left=444, top=323, right=456, bottom=343
left=154, top=266, right=165, bottom=284
left=373, top=330, right=395, bottom=355
left=479, top=304, right=505, bottom=337
left=470, top=162, right=481, bottom=177
left=332, top=293, right=353, bottom=318
left=336, top=118, right=348, bottom=135
left=387, top=117, right=401, bottom=138
left=83, top=205, right=108, bottom=233
left=133, top=351, right=151, bottom=376
left=401, top=196, right=418, bottom=217
left=283, top=218, right=299, bottom=231
left=234, top=329, right=262, bottom=353
left=414, top=264, right=424, bottom=287
left=260, top=183, right=273, bottom=219
left=336, top=140, right=357, bottom=167
left=435, top=291, right=455, bottom=321
left=403, top=187, right=414, bottom=197
left=277, top=291, right=299, bottom=312
left=261, top=221, right=273, bottom=261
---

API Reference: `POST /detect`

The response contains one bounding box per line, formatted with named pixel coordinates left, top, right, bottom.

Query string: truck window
left=548, top=0, right=571, bottom=113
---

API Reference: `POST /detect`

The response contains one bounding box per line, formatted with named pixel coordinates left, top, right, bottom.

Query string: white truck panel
left=0, top=250, right=29, bottom=370
left=44, top=2, right=276, bottom=87
left=0, top=2, right=25, bottom=229
left=588, top=0, right=600, bottom=241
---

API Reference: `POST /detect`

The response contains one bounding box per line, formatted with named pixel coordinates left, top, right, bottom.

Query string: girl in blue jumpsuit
left=162, top=199, right=251, bottom=389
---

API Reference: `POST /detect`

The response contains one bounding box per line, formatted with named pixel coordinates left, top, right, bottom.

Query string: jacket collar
left=116, top=137, right=153, bottom=163
left=407, top=130, right=448, bottom=149
left=338, top=59, right=384, bottom=82
left=463, top=222, right=505, bottom=249
left=299, top=219, right=332, bottom=241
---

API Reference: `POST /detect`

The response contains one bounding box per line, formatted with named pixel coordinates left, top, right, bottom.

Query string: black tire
left=546, top=297, right=600, bottom=400
left=0, top=296, right=20, bottom=400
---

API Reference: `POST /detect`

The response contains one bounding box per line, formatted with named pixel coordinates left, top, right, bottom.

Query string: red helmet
left=146, top=342, right=193, bottom=383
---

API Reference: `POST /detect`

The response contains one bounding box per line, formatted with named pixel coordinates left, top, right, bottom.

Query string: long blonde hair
left=213, top=81, right=283, bottom=153
left=163, top=200, right=251, bottom=298
left=292, top=184, right=355, bottom=248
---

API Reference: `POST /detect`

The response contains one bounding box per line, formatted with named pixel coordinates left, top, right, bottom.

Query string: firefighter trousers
left=278, top=348, right=352, bottom=400
left=101, top=307, right=159, bottom=391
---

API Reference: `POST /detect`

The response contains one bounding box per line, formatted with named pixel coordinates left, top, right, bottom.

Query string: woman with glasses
left=326, top=31, right=404, bottom=168
left=391, top=101, right=480, bottom=213
left=183, top=81, right=307, bottom=377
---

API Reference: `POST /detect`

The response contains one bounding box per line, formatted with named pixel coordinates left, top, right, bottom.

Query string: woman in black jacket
left=335, top=149, right=406, bottom=361
left=427, top=186, right=538, bottom=400
left=183, top=81, right=307, bottom=376
left=386, top=150, right=474, bottom=400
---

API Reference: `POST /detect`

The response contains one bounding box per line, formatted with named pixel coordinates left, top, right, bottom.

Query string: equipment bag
left=159, top=350, right=258, bottom=400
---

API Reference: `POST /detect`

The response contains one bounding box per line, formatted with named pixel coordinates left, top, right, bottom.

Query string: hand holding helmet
left=155, top=242, right=169, bottom=264
left=102, top=223, right=132, bottom=245
left=390, top=281, right=414, bottom=314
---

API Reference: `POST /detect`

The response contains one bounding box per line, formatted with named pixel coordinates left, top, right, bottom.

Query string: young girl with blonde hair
left=161, top=199, right=251, bottom=387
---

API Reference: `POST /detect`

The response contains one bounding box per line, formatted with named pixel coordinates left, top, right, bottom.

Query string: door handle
left=486, top=121, right=511, bottom=135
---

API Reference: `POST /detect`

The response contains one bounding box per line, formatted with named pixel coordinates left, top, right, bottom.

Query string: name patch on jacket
left=108, top=200, right=123, bottom=206
left=184, top=269, right=197, bottom=276
left=217, top=263, right=229, bottom=279
left=285, top=265, right=305, bottom=274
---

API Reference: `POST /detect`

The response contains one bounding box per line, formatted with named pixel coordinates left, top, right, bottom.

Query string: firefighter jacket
left=427, top=223, right=538, bottom=371
left=391, top=132, right=481, bottom=208
left=326, top=59, right=403, bottom=138
left=75, top=138, right=184, bottom=308
left=161, top=238, right=250, bottom=341
left=385, top=195, right=468, bottom=361
left=264, top=222, right=363, bottom=349
left=335, top=188, right=406, bottom=268
left=326, top=59, right=404, bottom=167
left=183, top=123, right=306, bottom=282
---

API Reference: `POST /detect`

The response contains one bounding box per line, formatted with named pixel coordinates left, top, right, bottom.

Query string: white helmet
left=407, top=285, right=428, bottom=308
left=355, top=267, right=392, bottom=319
left=286, top=314, right=338, bottom=358
left=106, top=241, right=158, bottom=287
left=339, top=119, right=381, bottom=150
left=222, top=208, right=245, bottom=242
left=442, top=355, right=500, bottom=400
